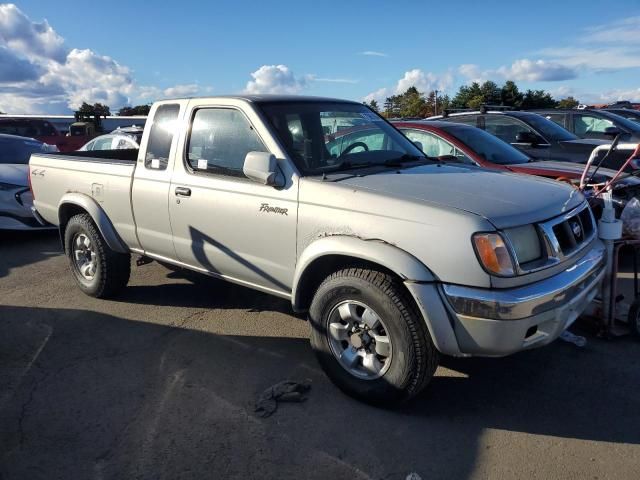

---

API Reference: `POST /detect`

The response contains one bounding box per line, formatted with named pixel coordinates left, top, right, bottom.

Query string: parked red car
left=0, top=118, right=87, bottom=152
left=392, top=120, right=639, bottom=183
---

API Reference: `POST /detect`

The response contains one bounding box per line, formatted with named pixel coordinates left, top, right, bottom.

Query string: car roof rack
left=442, top=105, right=514, bottom=117
left=479, top=105, right=514, bottom=114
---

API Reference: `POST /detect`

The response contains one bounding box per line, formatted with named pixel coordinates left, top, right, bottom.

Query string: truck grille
left=511, top=203, right=596, bottom=275
left=550, top=207, right=595, bottom=256
left=540, top=203, right=596, bottom=261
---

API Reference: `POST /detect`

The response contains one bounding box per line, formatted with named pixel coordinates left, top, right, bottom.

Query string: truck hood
left=332, top=163, right=583, bottom=229
left=0, top=164, right=28, bottom=187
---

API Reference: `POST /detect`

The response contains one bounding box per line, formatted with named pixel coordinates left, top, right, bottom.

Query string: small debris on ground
left=255, top=379, right=311, bottom=418
left=560, top=329, right=587, bottom=347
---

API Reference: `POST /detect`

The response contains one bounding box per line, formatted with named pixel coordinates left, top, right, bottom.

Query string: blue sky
left=1, top=0, right=640, bottom=113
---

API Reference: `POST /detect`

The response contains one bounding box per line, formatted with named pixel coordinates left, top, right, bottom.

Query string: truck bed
left=29, top=149, right=139, bottom=248
left=42, top=148, right=139, bottom=163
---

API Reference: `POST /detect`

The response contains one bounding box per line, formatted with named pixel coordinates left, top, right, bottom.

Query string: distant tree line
left=74, top=102, right=151, bottom=117
left=364, top=80, right=581, bottom=118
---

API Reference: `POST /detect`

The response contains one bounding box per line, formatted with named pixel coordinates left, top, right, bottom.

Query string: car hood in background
left=558, top=138, right=610, bottom=154
left=0, top=164, right=28, bottom=187
left=332, top=163, right=583, bottom=229
left=507, top=160, right=620, bottom=181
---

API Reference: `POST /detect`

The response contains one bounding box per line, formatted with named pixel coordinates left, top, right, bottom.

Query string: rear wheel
left=64, top=213, right=130, bottom=298
left=309, top=267, right=439, bottom=406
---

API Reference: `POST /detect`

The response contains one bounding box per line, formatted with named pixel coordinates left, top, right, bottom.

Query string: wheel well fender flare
left=292, top=235, right=435, bottom=311
left=58, top=193, right=128, bottom=254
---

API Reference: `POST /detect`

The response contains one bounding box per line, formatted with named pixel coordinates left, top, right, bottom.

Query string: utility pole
left=434, top=90, right=439, bottom=116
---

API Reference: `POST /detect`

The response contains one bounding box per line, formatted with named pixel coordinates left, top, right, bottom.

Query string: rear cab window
left=144, top=104, right=180, bottom=170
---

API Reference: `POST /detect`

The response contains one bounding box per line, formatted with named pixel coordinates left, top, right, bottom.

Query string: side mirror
left=413, top=141, right=424, bottom=151
left=515, top=131, right=538, bottom=144
left=604, top=126, right=621, bottom=137
left=243, top=151, right=284, bottom=187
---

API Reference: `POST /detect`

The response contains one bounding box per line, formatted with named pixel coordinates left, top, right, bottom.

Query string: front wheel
left=64, top=213, right=131, bottom=298
left=309, top=267, right=439, bottom=406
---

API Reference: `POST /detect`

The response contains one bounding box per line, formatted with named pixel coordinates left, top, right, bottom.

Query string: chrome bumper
left=440, top=241, right=605, bottom=356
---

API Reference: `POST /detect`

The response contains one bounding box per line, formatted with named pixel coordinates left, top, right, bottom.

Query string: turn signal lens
left=473, top=233, right=515, bottom=276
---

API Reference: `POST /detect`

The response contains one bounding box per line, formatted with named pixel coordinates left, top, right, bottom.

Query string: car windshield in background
left=598, top=110, right=640, bottom=132
left=606, top=109, right=640, bottom=123
left=258, top=102, right=425, bottom=175
left=0, top=119, right=57, bottom=137
left=519, top=113, right=577, bottom=141
left=0, top=137, right=48, bottom=164
left=441, top=124, right=531, bottom=165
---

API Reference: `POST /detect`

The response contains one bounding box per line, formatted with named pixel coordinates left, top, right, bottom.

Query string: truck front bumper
left=407, top=241, right=605, bottom=357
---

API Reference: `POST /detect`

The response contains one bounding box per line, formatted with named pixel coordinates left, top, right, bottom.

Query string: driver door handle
left=175, top=187, right=191, bottom=197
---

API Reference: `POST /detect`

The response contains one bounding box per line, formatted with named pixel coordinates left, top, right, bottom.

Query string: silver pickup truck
left=29, top=95, right=605, bottom=404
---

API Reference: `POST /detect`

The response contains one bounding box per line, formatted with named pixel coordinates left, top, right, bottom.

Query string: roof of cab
left=157, top=94, right=360, bottom=104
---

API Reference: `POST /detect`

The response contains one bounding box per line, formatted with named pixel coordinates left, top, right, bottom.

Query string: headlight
left=504, top=225, right=542, bottom=264
left=473, top=232, right=515, bottom=276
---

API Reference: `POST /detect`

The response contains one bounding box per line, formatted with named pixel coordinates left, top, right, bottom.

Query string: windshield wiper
left=383, top=154, right=433, bottom=167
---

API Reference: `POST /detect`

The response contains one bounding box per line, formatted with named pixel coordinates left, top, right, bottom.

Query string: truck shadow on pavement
left=0, top=230, right=59, bottom=278
left=1, top=302, right=639, bottom=480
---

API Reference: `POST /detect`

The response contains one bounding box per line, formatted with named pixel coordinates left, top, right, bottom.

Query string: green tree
left=557, top=96, right=579, bottom=109
left=521, top=89, right=557, bottom=109
left=77, top=102, right=110, bottom=116
left=398, top=86, right=426, bottom=117
left=452, top=82, right=482, bottom=108
left=480, top=81, right=501, bottom=105
left=118, top=104, right=151, bottom=116
left=383, top=95, right=401, bottom=118
left=500, top=80, right=523, bottom=108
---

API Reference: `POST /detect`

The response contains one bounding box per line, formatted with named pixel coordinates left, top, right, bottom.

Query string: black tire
left=64, top=213, right=130, bottom=298
left=309, top=267, right=439, bottom=406
left=627, top=299, right=640, bottom=338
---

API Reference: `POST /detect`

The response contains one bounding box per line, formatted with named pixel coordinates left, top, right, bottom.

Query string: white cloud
left=362, top=69, right=454, bottom=104
left=40, top=48, right=135, bottom=109
left=496, top=59, right=577, bottom=82
left=538, top=17, right=640, bottom=72
left=363, top=87, right=389, bottom=104
left=311, top=76, right=358, bottom=84
left=244, top=64, right=307, bottom=94
left=0, top=3, right=66, bottom=62
left=458, top=64, right=485, bottom=83
left=0, top=45, right=41, bottom=82
left=163, top=83, right=200, bottom=97
left=395, top=69, right=454, bottom=93
left=0, top=4, right=212, bottom=113
left=360, top=51, right=388, bottom=57
left=538, top=46, right=640, bottom=70
left=584, top=16, right=640, bottom=45
left=459, top=59, right=577, bottom=84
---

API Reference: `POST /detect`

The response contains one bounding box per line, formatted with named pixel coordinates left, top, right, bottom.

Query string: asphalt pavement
left=1, top=230, right=639, bottom=480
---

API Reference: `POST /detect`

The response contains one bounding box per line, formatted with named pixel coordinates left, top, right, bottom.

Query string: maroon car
left=0, top=118, right=87, bottom=152
left=393, top=120, right=640, bottom=183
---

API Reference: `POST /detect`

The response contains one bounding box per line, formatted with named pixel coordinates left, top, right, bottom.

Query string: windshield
left=518, top=113, right=577, bottom=141
left=0, top=137, right=49, bottom=164
left=597, top=110, right=640, bottom=132
left=258, top=102, right=425, bottom=175
left=441, top=124, right=531, bottom=165
left=607, top=109, right=640, bottom=123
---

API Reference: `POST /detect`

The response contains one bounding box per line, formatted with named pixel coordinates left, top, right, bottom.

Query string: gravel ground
left=1, top=230, right=639, bottom=480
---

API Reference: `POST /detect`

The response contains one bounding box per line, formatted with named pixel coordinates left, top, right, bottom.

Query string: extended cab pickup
left=29, top=95, right=605, bottom=404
